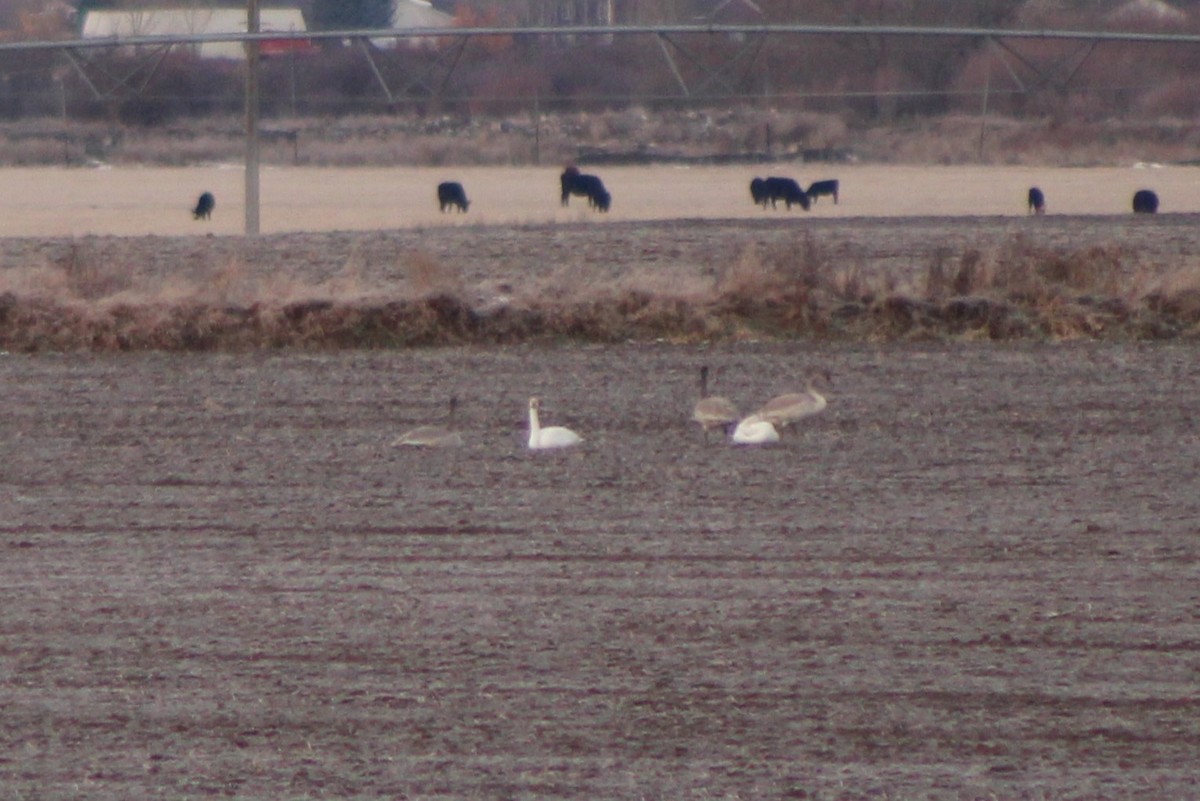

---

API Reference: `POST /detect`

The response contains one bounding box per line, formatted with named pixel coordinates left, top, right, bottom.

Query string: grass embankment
left=1, top=235, right=1198, bottom=351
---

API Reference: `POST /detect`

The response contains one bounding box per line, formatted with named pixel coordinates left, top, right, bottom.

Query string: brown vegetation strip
left=2, top=287, right=1197, bottom=352
left=0, top=293, right=1191, bottom=352
left=2, top=231, right=1200, bottom=351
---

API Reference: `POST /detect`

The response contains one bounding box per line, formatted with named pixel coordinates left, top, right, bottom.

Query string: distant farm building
left=79, top=7, right=312, bottom=60
left=522, top=0, right=616, bottom=26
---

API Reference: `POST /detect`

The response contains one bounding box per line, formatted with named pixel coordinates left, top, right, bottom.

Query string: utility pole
left=245, top=0, right=261, bottom=235
left=977, top=38, right=991, bottom=162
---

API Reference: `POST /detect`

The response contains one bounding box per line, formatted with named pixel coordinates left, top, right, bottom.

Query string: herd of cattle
left=189, top=170, right=1167, bottom=221
left=748, top=176, right=840, bottom=210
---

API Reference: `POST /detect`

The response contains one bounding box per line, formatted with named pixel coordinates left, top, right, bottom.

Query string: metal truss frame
left=4, top=23, right=1194, bottom=106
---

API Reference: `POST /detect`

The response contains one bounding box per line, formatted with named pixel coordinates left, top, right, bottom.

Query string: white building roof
left=392, top=0, right=455, bottom=28
left=376, top=0, right=455, bottom=49
left=1106, top=0, right=1187, bottom=24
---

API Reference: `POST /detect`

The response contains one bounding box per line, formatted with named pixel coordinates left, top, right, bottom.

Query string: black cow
left=761, top=176, right=810, bottom=211
left=807, top=179, right=840, bottom=205
left=192, top=191, right=215, bottom=220
left=1132, top=189, right=1159, bottom=214
left=1027, top=186, right=1046, bottom=215
left=560, top=167, right=611, bottom=212
left=750, top=177, right=769, bottom=207
left=560, top=165, right=582, bottom=205
left=590, top=187, right=612, bottom=212
left=437, top=181, right=470, bottom=213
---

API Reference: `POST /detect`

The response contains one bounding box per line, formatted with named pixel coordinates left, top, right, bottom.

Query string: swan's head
left=807, top=368, right=834, bottom=389
left=529, top=397, right=541, bottom=412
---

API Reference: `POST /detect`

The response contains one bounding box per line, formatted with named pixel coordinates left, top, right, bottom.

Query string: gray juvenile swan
left=393, top=396, right=464, bottom=448
left=691, top=365, right=739, bottom=439
left=756, top=370, right=832, bottom=429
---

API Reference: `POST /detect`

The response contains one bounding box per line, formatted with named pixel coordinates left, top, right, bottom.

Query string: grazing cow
left=1132, top=189, right=1159, bottom=214
left=560, top=165, right=582, bottom=205
left=1027, top=186, right=1046, bottom=215
left=762, top=176, right=810, bottom=211
left=749, top=177, right=769, bottom=207
left=192, top=191, right=215, bottom=220
left=560, top=167, right=611, bottom=212
left=437, top=181, right=470, bottom=213
left=591, top=187, right=612, bottom=213
left=807, top=179, right=840, bottom=205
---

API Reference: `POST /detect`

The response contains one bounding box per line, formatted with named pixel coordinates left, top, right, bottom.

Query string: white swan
left=527, top=397, right=582, bottom=450
left=691, top=365, right=739, bottom=439
left=731, top=413, right=780, bottom=445
left=393, top=396, right=464, bottom=448
left=756, top=370, right=831, bottom=429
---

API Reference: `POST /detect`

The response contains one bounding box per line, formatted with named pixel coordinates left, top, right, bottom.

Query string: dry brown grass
left=402, top=249, right=465, bottom=298
left=2, top=233, right=1200, bottom=352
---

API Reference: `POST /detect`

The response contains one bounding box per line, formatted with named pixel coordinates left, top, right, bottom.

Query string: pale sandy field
left=1, top=163, right=1196, bottom=237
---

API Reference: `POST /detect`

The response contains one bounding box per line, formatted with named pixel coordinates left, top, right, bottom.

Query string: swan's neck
left=528, top=406, right=540, bottom=435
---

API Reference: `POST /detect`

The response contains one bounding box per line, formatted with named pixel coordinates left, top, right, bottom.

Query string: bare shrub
left=57, top=243, right=135, bottom=301
left=708, top=237, right=834, bottom=336
left=829, top=263, right=874, bottom=304
left=0, top=261, right=64, bottom=300
left=402, top=250, right=464, bottom=298
left=203, top=258, right=259, bottom=306
left=923, top=247, right=952, bottom=301
left=959, top=238, right=1138, bottom=308
left=622, top=265, right=713, bottom=301
left=118, top=130, right=242, bottom=166
left=1140, top=265, right=1200, bottom=323
left=1037, top=243, right=1129, bottom=295
left=0, top=245, right=136, bottom=304
left=319, top=254, right=367, bottom=301
left=716, top=245, right=773, bottom=300
left=3, top=136, right=70, bottom=165
left=717, top=236, right=824, bottom=302
left=953, top=249, right=985, bottom=296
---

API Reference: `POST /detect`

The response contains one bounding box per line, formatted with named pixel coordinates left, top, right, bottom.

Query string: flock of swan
left=691, top=365, right=829, bottom=445
left=392, top=366, right=830, bottom=451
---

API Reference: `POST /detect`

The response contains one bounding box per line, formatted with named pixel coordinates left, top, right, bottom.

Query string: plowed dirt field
left=3, top=340, right=1199, bottom=800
